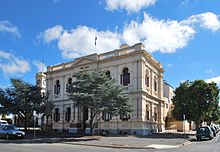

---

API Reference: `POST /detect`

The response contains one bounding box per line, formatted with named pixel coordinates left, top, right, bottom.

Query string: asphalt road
left=0, top=133, right=219, bottom=152
left=160, top=132, right=220, bottom=152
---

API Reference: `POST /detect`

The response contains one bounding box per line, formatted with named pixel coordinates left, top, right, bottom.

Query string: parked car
left=210, top=126, right=217, bottom=137
left=0, top=120, right=9, bottom=126
left=196, top=126, right=214, bottom=141
left=0, top=125, right=25, bottom=139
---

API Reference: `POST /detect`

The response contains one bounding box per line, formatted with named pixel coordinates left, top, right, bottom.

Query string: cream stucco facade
left=36, top=43, right=171, bottom=135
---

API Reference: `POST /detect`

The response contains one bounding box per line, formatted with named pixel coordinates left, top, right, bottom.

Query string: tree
left=204, top=82, right=220, bottom=124
left=68, top=69, right=133, bottom=135
left=172, top=80, right=219, bottom=128
left=0, top=79, right=50, bottom=132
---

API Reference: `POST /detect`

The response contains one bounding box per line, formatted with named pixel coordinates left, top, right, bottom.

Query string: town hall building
left=36, top=43, right=172, bottom=135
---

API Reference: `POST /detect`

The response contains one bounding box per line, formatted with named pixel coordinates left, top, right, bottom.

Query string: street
left=0, top=133, right=219, bottom=152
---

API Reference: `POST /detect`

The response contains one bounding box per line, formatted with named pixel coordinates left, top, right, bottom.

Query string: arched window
left=54, top=80, right=60, bottom=95
left=66, top=78, right=72, bottom=93
left=145, top=70, right=150, bottom=87
left=154, top=75, right=157, bottom=92
left=120, top=68, right=130, bottom=86
left=54, top=108, right=60, bottom=122
left=106, top=71, right=111, bottom=79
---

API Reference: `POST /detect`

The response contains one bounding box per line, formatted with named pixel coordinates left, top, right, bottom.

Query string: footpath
left=0, top=131, right=196, bottom=149
left=65, top=131, right=195, bottom=149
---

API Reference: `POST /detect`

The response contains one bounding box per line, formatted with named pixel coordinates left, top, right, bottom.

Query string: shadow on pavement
left=143, top=132, right=195, bottom=139
left=0, top=137, right=100, bottom=144
left=0, top=132, right=100, bottom=144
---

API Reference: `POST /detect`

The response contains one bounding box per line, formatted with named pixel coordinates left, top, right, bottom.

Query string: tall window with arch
left=54, top=80, right=60, bottom=95
left=145, top=70, right=150, bottom=88
left=106, top=71, right=111, bottom=79
left=66, top=77, right=72, bottom=93
left=120, top=67, right=130, bottom=86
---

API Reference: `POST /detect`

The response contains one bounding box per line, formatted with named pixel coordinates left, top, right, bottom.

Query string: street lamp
left=33, top=110, right=36, bottom=139
left=183, top=114, right=186, bottom=140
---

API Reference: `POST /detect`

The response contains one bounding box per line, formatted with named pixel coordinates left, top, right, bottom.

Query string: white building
left=36, top=43, right=171, bottom=135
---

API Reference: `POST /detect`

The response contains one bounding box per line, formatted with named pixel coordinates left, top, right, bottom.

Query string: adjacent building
left=36, top=43, right=173, bottom=135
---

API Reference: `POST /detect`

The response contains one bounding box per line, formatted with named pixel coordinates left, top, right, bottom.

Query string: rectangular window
left=102, top=112, right=112, bottom=121
left=123, top=74, right=130, bottom=86
left=146, top=104, right=150, bottom=120
left=154, top=82, right=157, bottom=92
left=54, top=108, right=60, bottom=122
left=146, top=77, right=150, bottom=87
left=154, top=112, right=158, bottom=121
left=65, top=107, right=71, bottom=122
left=146, top=111, right=150, bottom=120
left=73, top=104, right=75, bottom=121
left=120, top=114, right=130, bottom=121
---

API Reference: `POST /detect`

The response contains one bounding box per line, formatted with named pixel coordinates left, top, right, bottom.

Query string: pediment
left=72, top=57, right=96, bottom=66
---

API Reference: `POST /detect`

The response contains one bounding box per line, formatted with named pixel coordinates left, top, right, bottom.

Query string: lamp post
left=33, top=110, right=36, bottom=139
left=183, top=114, right=186, bottom=140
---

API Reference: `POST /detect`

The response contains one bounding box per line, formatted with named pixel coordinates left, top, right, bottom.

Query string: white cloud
left=32, top=60, right=47, bottom=72
left=39, top=12, right=220, bottom=59
left=0, top=20, right=20, bottom=37
left=185, top=12, right=220, bottom=32
left=122, top=13, right=196, bottom=53
left=106, top=0, right=157, bottom=13
left=40, top=25, right=120, bottom=59
left=39, top=25, right=63, bottom=43
left=206, top=76, right=220, bottom=87
left=0, top=50, right=30, bottom=75
left=206, top=69, right=213, bottom=74
left=167, top=63, right=173, bottom=67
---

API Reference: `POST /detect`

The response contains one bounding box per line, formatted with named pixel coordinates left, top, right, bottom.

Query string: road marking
left=146, top=144, right=179, bottom=149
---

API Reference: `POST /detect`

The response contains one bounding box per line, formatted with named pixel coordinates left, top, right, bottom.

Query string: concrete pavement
left=64, top=131, right=195, bottom=149
left=0, top=131, right=196, bottom=149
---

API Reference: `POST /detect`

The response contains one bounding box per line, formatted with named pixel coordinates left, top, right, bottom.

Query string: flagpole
left=95, top=35, right=97, bottom=53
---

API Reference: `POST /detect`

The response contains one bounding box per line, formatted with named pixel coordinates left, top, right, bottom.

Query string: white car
left=0, top=120, right=8, bottom=126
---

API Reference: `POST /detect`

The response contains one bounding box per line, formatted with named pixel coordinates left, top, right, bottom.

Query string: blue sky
left=0, top=0, right=220, bottom=88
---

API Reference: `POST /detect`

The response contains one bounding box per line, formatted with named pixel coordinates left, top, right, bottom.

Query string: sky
left=0, top=0, right=220, bottom=89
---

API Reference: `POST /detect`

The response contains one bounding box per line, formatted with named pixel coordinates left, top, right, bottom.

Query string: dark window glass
left=54, top=80, right=60, bottom=95
left=66, top=78, right=72, bottom=93
left=121, top=68, right=130, bottom=86
left=145, top=75, right=150, bottom=87
left=146, top=105, right=150, bottom=120
left=120, top=114, right=130, bottom=121
left=54, top=108, right=60, bottom=122
left=106, top=71, right=111, bottom=79
left=102, top=112, right=112, bottom=121
left=65, top=107, right=71, bottom=122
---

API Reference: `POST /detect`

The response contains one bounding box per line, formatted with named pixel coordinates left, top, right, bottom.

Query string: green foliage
left=0, top=79, right=50, bottom=131
left=172, top=80, right=220, bottom=128
left=68, top=69, right=133, bottom=134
